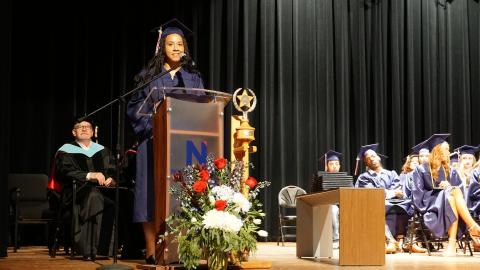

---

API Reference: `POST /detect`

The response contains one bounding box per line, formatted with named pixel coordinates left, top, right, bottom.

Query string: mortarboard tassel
left=324, top=154, right=327, bottom=171
left=155, top=28, right=163, bottom=55
left=354, top=157, right=360, bottom=176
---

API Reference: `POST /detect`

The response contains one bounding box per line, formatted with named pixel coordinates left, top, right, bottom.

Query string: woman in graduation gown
left=398, top=153, right=428, bottom=253
left=126, top=20, right=204, bottom=264
left=411, top=134, right=480, bottom=255
left=452, top=145, right=479, bottom=216
left=468, top=166, right=480, bottom=217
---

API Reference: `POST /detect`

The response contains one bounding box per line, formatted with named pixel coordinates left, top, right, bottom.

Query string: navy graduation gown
left=411, top=163, right=462, bottom=238
left=126, top=67, right=204, bottom=222
left=355, top=169, right=412, bottom=215
left=467, top=168, right=480, bottom=217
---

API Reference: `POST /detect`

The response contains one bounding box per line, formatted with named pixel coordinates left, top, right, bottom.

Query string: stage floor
left=0, top=242, right=479, bottom=270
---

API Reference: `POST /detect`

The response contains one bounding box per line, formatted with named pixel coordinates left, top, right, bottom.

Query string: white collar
left=76, top=140, right=92, bottom=150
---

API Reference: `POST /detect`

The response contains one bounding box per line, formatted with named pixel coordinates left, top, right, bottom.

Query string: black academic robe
left=55, top=141, right=115, bottom=258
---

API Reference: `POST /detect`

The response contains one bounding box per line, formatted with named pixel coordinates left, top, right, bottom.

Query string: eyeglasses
left=74, top=125, right=93, bottom=130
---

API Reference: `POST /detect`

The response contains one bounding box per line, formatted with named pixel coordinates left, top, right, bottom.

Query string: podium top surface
left=297, top=187, right=384, bottom=206
left=137, top=87, right=232, bottom=116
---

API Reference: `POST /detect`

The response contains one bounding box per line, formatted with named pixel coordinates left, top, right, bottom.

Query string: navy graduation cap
left=411, top=139, right=429, bottom=154
left=354, top=143, right=379, bottom=175
left=412, top=134, right=450, bottom=153
left=151, top=18, right=194, bottom=55
left=455, top=145, right=479, bottom=156
left=450, top=152, right=459, bottom=163
left=151, top=18, right=193, bottom=39
left=321, top=150, right=342, bottom=161
left=319, top=150, right=342, bottom=171
left=357, top=143, right=379, bottom=159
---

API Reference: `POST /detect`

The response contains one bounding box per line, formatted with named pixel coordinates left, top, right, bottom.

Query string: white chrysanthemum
left=202, top=210, right=243, bottom=233
left=209, top=195, right=216, bottom=205
left=257, top=230, right=268, bottom=237
left=233, top=192, right=251, bottom=213
left=211, top=185, right=235, bottom=201
left=191, top=217, right=197, bottom=223
left=253, top=219, right=262, bottom=225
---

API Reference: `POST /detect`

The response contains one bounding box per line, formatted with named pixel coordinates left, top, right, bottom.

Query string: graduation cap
left=319, top=150, right=342, bottom=171
left=151, top=18, right=194, bottom=55
left=412, top=134, right=450, bottom=153
left=354, top=143, right=379, bottom=175
left=450, top=152, right=459, bottom=164
left=455, top=145, right=480, bottom=156
left=412, top=140, right=429, bottom=155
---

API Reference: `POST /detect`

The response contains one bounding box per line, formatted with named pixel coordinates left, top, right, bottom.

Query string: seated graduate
left=354, top=143, right=411, bottom=253
left=398, top=152, right=427, bottom=253
left=455, top=145, right=479, bottom=196
left=411, top=134, right=480, bottom=256
left=320, top=150, right=342, bottom=248
left=417, top=145, right=430, bottom=165
left=462, top=145, right=480, bottom=217
left=449, top=152, right=459, bottom=171
left=55, top=117, right=115, bottom=260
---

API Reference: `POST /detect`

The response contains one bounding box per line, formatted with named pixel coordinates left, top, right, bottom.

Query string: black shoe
left=145, top=255, right=155, bottom=265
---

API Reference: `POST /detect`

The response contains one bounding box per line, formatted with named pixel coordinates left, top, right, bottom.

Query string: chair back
left=8, top=173, right=50, bottom=219
left=278, top=185, right=306, bottom=208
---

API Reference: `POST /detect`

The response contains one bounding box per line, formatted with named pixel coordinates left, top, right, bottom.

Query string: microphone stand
left=82, top=62, right=185, bottom=270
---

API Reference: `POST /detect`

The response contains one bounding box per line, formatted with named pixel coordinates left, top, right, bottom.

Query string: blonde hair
left=429, top=144, right=450, bottom=181
left=474, top=158, right=480, bottom=169
left=401, top=154, right=418, bottom=174
left=458, top=155, right=477, bottom=186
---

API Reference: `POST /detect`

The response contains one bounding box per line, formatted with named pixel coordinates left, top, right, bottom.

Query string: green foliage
left=160, top=154, right=270, bottom=269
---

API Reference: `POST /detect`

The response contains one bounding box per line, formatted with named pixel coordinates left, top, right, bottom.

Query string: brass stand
left=230, top=89, right=271, bottom=269
left=231, top=115, right=257, bottom=197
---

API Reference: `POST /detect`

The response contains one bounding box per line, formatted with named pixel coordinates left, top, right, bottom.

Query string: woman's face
left=461, top=154, right=475, bottom=169
left=164, top=33, right=185, bottom=64
left=418, top=150, right=430, bottom=164
left=326, top=160, right=340, bottom=173
left=409, top=156, right=419, bottom=170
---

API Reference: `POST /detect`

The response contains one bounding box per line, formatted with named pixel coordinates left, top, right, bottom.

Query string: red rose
left=214, top=200, right=227, bottom=211
left=214, top=158, right=228, bottom=169
left=192, top=180, right=207, bottom=193
left=245, top=176, right=257, bottom=189
left=199, top=170, right=210, bottom=182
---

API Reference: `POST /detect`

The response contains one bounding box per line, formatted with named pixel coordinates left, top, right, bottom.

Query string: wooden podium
left=150, top=88, right=231, bottom=265
left=296, top=188, right=385, bottom=266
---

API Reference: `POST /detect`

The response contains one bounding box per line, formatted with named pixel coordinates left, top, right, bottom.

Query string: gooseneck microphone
left=180, top=53, right=195, bottom=67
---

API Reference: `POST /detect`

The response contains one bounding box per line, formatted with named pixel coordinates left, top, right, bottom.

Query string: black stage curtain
left=0, top=0, right=12, bottom=257
left=3, top=0, right=480, bottom=239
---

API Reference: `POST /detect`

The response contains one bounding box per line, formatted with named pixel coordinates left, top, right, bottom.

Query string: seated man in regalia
left=55, top=117, right=115, bottom=260
left=354, top=143, right=411, bottom=253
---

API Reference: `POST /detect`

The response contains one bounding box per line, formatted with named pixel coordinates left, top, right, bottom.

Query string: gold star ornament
left=237, top=89, right=254, bottom=109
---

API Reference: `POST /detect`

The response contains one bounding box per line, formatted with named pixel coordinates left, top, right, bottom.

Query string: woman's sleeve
left=411, top=167, right=432, bottom=212
left=126, top=85, right=154, bottom=139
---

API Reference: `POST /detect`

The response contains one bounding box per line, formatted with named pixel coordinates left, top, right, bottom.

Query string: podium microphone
left=180, top=53, right=195, bottom=68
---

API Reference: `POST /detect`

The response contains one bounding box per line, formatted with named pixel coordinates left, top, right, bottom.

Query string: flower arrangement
left=162, top=154, right=270, bottom=270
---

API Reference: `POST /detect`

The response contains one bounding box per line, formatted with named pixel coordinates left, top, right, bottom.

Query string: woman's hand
left=438, top=181, right=451, bottom=189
